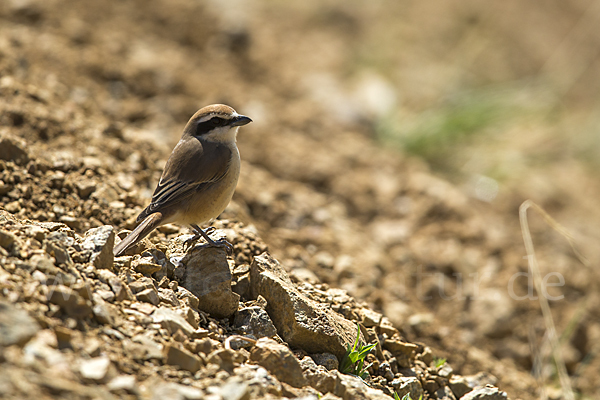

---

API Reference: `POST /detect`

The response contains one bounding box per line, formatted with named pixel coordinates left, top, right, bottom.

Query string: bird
left=113, top=104, right=252, bottom=257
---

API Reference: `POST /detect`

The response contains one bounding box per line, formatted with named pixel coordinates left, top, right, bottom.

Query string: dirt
left=1, top=0, right=599, bottom=399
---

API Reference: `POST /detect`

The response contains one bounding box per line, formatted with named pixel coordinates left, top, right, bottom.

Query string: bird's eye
left=211, top=117, right=223, bottom=127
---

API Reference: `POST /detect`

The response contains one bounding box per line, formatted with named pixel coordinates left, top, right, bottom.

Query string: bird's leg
left=184, top=224, right=233, bottom=255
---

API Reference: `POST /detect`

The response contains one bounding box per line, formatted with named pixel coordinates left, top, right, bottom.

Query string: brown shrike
left=113, top=104, right=251, bottom=257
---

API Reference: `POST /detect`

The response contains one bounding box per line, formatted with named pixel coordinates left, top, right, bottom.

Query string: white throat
left=203, top=126, right=239, bottom=144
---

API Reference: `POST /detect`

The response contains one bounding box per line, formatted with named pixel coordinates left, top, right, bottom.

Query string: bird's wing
left=136, top=138, right=232, bottom=222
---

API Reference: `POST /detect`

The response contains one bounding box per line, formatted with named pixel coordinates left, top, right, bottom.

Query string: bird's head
left=184, top=104, right=252, bottom=143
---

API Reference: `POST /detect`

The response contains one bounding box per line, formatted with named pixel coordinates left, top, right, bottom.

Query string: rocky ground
left=1, top=0, right=599, bottom=399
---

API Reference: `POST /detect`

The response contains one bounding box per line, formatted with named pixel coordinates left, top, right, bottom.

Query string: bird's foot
left=190, top=238, right=233, bottom=256
left=185, top=224, right=233, bottom=256
left=183, top=234, right=201, bottom=252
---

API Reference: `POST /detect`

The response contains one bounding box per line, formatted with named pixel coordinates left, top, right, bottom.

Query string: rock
left=132, top=255, right=162, bottom=275
left=151, top=381, right=204, bottom=400
left=97, top=270, right=131, bottom=301
left=136, top=287, right=160, bottom=305
left=81, top=226, right=115, bottom=271
left=250, top=252, right=361, bottom=360
left=249, top=338, right=307, bottom=388
left=0, top=300, right=40, bottom=346
left=300, top=356, right=337, bottom=394
left=152, top=307, right=196, bottom=337
left=92, top=296, right=117, bottom=325
left=0, top=134, right=29, bottom=165
left=177, top=246, right=239, bottom=318
left=54, top=326, right=74, bottom=348
left=164, top=342, right=203, bottom=373
left=75, top=179, right=97, bottom=198
left=311, top=352, right=339, bottom=371
left=360, top=308, right=383, bottom=328
left=158, top=288, right=180, bottom=306
left=79, top=355, right=114, bottom=383
left=96, top=289, right=115, bottom=302
left=384, top=339, right=419, bottom=368
left=206, top=348, right=246, bottom=373
left=129, top=277, right=155, bottom=294
left=391, top=376, right=423, bottom=400
left=0, top=229, right=16, bottom=250
left=44, top=231, right=73, bottom=265
left=4, top=200, right=20, bottom=213
left=449, top=373, right=498, bottom=399
left=233, top=306, right=277, bottom=339
left=219, top=377, right=250, bottom=400
left=107, top=375, right=137, bottom=393
left=131, top=334, right=164, bottom=360
left=333, top=371, right=391, bottom=400
left=48, top=284, right=93, bottom=318
left=436, top=386, right=457, bottom=400
left=177, top=286, right=200, bottom=309
left=461, top=385, right=508, bottom=400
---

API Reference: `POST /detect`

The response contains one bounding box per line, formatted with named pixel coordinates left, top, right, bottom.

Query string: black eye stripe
left=195, top=117, right=227, bottom=136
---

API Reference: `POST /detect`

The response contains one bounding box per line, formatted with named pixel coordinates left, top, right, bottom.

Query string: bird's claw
left=189, top=239, right=234, bottom=256
left=183, top=234, right=200, bottom=252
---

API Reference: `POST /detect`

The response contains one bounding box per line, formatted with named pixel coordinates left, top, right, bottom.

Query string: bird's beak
left=230, top=115, right=252, bottom=127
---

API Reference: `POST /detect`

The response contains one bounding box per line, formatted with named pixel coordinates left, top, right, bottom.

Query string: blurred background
left=1, top=0, right=600, bottom=398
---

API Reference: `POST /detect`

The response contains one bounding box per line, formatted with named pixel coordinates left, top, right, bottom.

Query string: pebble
left=0, top=300, right=40, bottom=346
left=164, top=343, right=203, bottom=373
left=79, top=356, right=113, bottom=383
left=136, top=287, right=160, bottom=305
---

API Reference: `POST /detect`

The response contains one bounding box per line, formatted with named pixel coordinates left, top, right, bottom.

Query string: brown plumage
left=114, top=104, right=251, bottom=257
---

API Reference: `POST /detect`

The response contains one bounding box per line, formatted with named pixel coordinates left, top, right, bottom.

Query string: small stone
left=81, top=226, right=115, bottom=270
left=152, top=307, right=196, bottom=337
left=360, top=308, right=382, bottom=327
left=391, top=376, right=423, bottom=400
left=93, top=298, right=116, bottom=325
left=59, top=216, right=81, bottom=230
left=461, top=385, right=508, bottom=400
left=333, top=371, right=391, bottom=400
left=97, top=289, right=115, bottom=302
left=177, top=286, right=200, bottom=309
left=48, top=285, right=92, bottom=318
left=25, top=225, right=48, bottom=242
left=129, top=277, right=155, bottom=294
left=0, top=300, right=40, bottom=346
left=158, top=288, right=180, bottom=306
left=311, top=352, right=339, bottom=371
left=131, top=334, right=164, bottom=360
left=449, top=373, right=498, bottom=399
left=249, top=338, right=307, bottom=388
left=384, top=339, right=419, bottom=368
left=136, top=287, right=159, bottom=305
left=219, top=377, right=250, bottom=400
left=44, top=232, right=73, bottom=265
left=436, top=386, right=457, bottom=400
left=164, top=342, right=202, bottom=373
left=206, top=348, right=246, bottom=373
left=132, top=256, right=162, bottom=275
left=0, top=230, right=16, bottom=250
left=233, top=306, right=277, bottom=339
left=54, top=326, right=74, bottom=348
left=79, top=355, right=114, bottom=383
left=151, top=382, right=203, bottom=400
left=107, top=375, right=137, bottom=393
left=0, top=134, right=29, bottom=165
left=76, top=179, right=97, bottom=198
left=5, top=201, right=20, bottom=213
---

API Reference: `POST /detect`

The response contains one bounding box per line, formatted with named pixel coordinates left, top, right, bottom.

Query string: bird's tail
left=114, top=213, right=163, bottom=257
